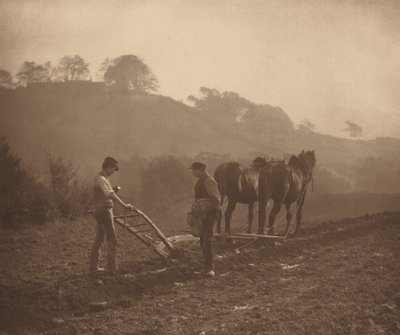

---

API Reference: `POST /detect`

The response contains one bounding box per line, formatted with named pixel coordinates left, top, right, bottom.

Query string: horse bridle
left=298, top=156, right=314, bottom=192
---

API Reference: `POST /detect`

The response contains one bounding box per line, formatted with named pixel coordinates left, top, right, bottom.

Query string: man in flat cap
left=89, top=156, right=134, bottom=274
left=190, top=162, right=221, bottom=278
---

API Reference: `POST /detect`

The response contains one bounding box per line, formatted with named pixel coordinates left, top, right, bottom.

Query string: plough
left=113, top=210, right=179, bottom=259
left=111, top=209, right=287, bottom=260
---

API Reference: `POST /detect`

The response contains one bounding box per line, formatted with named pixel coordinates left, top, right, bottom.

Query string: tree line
left=0, top=139, right=194, bottom=228
left=2, top=135, right=400, bottom=229
left=0, top=54, right=159, bottom=94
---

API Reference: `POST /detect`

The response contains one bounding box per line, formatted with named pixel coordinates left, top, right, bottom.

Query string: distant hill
left=1, top=83, right=400, bottom=189
left=0, top=83, right=261, bottom=173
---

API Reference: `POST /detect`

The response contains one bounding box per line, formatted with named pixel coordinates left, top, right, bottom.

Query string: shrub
left=0, top=140, right=93, bottom=228
left=0, top=140, right=50, bottom=227
left=48, top=157, right=92, bottom=218
left=140, top=156, right=193, bottom=215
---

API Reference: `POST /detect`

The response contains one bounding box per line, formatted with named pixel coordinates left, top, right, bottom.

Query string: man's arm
left=110, top=192, right=134, bottom=211
left=98, top=176, right=134, bottom=211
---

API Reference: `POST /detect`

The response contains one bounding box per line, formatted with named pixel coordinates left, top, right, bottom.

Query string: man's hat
left=189, top=162, right=206, bottom=170
left=103, top=156, right=119, bottom=171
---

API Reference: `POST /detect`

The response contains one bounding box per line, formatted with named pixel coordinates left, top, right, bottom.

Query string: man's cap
left=189, top=162, right=206, bottom=170
left=103, top=156, right=119, bottom=171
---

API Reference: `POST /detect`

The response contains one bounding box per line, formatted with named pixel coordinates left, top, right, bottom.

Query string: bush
left=48, top=157, right=92, bottom=218
left=0, top=140, right=50, bottom=227
left=0, top=140, right=93, bottom=228
left=140, top=156, right=193, bottom=215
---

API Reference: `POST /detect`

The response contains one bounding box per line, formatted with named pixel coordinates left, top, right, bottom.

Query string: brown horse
left=257, top=150, right=316, bottom=236
left=213, top=157, right=268, bottom=234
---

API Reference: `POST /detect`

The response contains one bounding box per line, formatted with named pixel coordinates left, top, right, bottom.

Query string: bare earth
left=0, top=212, right=399, bottom=335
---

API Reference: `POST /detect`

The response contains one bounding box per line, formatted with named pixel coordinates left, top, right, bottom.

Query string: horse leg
left=224, top=199, right=236, bottom=235
left=295, top=193, right=307, bottom=235
left=284, top=202, right=292, bottom=237
left=216, top=194, right=225, bottom=234
left=258, top=199, right=267, bottom=235
left=268, top=201, right=281, bottom=236
left=247, top=202, right=254, bottom=234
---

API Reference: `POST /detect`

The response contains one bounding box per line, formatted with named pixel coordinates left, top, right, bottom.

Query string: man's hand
left=125, top=203, right=134, bottom=211
left=125, top=203, right=139, bottom=213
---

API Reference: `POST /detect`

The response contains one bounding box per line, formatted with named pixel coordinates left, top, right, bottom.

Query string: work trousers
left=199, top=210, right=217, bottom=271
left=89, top=208, right=118, bottom=271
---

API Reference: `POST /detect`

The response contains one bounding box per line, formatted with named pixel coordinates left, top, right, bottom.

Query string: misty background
left=1, top=0, right=400, bottom=229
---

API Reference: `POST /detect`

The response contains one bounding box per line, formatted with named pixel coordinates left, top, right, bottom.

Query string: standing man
left=190, top=162, right=221, bottom=278
left=89, top=156, right=134, bottom=274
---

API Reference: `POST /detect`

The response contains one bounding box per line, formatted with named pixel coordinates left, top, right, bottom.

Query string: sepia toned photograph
left=0, top=0, right=399, bottom=334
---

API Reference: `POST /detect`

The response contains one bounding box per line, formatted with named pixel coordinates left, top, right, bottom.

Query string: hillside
left=0, top=85, right=264, bottom=173
left=1, top=83, right=400, bottom=181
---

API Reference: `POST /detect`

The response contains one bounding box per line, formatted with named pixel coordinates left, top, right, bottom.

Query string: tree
left=298, top=119, right=316, bottom=132
left=140, top=156, right=192, bottom=214
left=188, top=87, right=222, bottom=109
left=0, top=69, right=13, bottom=88
left=48, top=157, right=91, bottom=217
left=16, top=61, right=52, bottom=86
left=55, top=55, right=90, bottom=81
left=97, top=57, right=111, bottom=79
left=343, top=120, right=362, bottom=138
left=188, top=87, right=251, bottom=116
left=103, top=55, right=159, bottom=93
left=0, top=139, right=49, bottom=226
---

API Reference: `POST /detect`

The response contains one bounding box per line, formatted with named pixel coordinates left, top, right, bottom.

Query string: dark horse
left=258, top=150, right=316, bottom=236
left=213, top=157, right=268, bottom=234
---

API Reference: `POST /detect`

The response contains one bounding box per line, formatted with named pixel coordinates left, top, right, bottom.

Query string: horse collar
left=298, top=157, right=312, bottom=178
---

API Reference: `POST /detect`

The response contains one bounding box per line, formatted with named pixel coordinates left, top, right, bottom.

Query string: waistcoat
left=195, top=175, right=211, bottom=199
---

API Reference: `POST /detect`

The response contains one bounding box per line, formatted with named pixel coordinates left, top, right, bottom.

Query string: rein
left=310, top=175, right=314, bottom=192
left=304, top=174, right=313, bottom=193
left=298, top=154, right=314, bottom=193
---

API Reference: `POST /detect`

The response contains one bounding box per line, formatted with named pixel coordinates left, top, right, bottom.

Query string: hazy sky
left=1, top=0, right=399, bottom=139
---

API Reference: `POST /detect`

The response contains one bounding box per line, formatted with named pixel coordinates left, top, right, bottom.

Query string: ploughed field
left=0, top=209, right=399, bottom=334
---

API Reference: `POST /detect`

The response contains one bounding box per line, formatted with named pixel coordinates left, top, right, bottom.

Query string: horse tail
left=257, top=167, right=272, bottom=234
left=258, top=167, right=272, bottom=203
left=213, top=163, right=228, bottom=205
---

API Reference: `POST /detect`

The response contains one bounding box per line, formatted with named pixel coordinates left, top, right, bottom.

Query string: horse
left=213, top=157, right=268, bottom=235
left=257, top=150, right=316, bottom=236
